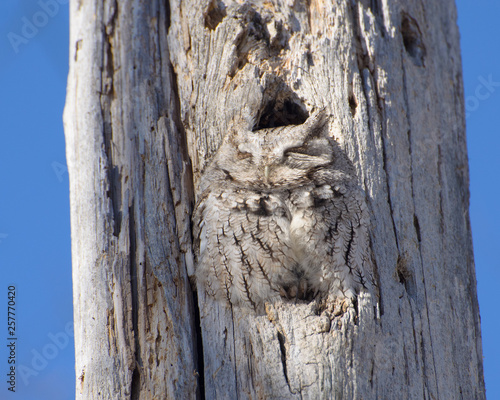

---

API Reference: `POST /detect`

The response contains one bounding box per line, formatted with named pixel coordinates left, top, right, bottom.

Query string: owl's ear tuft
left=304, top=108, right=329, bottom=137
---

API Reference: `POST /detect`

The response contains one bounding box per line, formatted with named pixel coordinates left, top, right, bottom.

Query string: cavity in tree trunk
left=64, top=0, right=485, bottom=399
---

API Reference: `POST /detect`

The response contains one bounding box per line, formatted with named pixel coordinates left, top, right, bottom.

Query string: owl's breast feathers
left=192, top=111, right=373, bottom=309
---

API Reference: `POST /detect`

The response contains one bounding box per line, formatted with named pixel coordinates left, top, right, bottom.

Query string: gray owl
left=193, top=110, right=373, bottom=311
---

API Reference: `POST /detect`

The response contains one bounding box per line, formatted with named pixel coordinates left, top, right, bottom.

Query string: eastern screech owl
left=193, top=110, right=373, bottom=311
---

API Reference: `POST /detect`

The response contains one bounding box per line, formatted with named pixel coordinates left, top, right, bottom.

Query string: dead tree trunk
left=64, top=0, right=485, bottom=399
left=63, top=1, right=197, bottom=398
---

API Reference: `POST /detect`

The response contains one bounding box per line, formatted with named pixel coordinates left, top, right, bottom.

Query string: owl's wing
left=290, top=184, right=373, bottom=299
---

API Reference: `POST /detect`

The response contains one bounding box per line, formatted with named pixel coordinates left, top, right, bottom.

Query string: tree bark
left=64, top=1, right=197, bottom=398
left=64, top=0, right=485, bottom=399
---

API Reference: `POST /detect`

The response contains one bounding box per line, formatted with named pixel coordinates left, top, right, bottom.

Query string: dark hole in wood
left=401, top=14, right=426, bottom=67
left=204, top=0, right=227, bottom=31
left=255, top=98, right=308, bottom=130
left=349, top=94, right=358, bottom=116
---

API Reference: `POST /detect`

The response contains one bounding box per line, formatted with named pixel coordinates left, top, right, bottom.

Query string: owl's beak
left=264, top=165, right=270, bottom=183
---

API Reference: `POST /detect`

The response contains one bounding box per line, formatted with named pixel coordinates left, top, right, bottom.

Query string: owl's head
left=206, top=110, right=348, bottom=190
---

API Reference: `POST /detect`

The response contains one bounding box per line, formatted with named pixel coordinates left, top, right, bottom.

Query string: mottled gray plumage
left=193, top=111, right=373, bottom=310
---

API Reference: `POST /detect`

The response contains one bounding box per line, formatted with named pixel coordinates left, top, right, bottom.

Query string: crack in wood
left=277, top=331, right=293, bottom=394
left=192, top=291, right=206, bottom=400
left=129, top=203, right=142, bottom=399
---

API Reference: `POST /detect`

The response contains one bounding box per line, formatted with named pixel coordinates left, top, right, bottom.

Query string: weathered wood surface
left=64, top=1, right=197, bottom=398
left=168, top=0, right=484, bottom=399
left=64, top=0, right=484, bottom=399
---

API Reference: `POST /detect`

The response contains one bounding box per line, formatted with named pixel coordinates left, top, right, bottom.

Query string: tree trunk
left=64, top=0, right=485, bottom=399
left=63, top=1, right=197, bottom=398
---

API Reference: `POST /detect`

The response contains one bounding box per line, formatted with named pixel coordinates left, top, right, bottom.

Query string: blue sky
left=459, top=1, right=500, bottom=398
left=0, top=1, right=497, bottom=399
